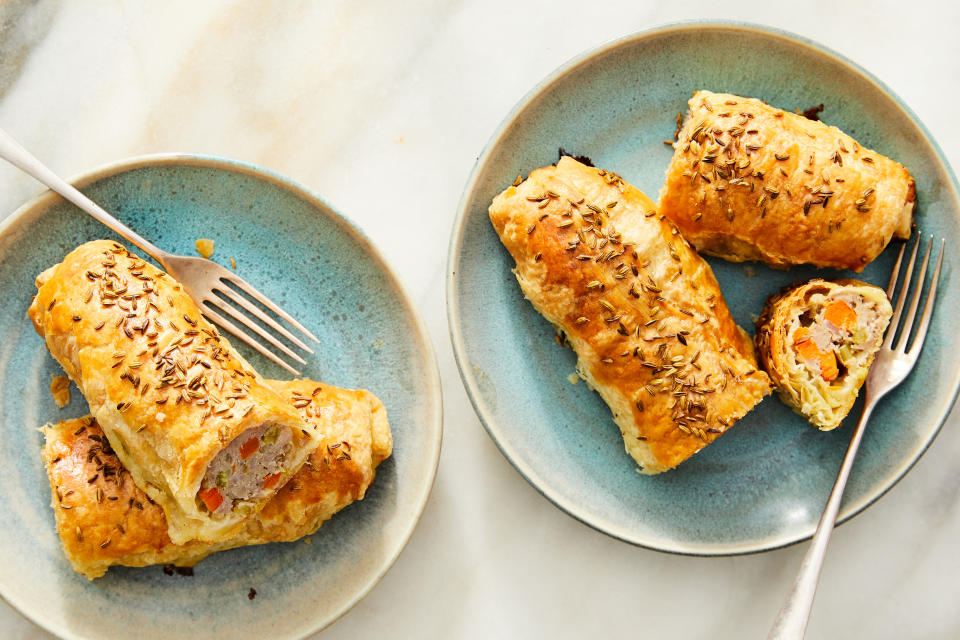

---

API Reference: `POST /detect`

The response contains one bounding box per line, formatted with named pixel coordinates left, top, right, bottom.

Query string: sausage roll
left=41, top=379, right=392, bottom=579
left=489, top=156, right=771, bottom=473
left=755, top=279, right=892, bottom=430
left=28, top=240, right=315, bottom=544
left=659, top=90, right=914, bottom=271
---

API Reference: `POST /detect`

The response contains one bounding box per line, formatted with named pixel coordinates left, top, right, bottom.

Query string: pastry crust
left=489, top=156, right=770, bottom=473
left=41, top=379, right=392, bottom=579
left=659, top=90, right=914, bottom=271
left=28, top=240, right=314, bottom=544
left=755, top=279, right=891, bottom=430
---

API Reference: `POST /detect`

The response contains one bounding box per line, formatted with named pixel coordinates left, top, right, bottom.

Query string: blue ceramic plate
left=0, top=154, right=442, bottom=639
left=448, top=22, right=960, bottom=555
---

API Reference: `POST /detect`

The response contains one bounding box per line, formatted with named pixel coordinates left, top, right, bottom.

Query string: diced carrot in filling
left=794, top=329, right=840, bottom=382
left=824, top=300, right=857, bottom=331
left=818, top=351, right=839, bottom=382
left=794, top=339, right=821, bottom=361
left=262, top=472, right=281, bottom=490
left=239, top=436, right=260, bottom=460
left=198, top=487, right=223, bottom=512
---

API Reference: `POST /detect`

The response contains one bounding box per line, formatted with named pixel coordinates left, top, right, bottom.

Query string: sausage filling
left=197, top=424, right=293, bottom=516
left=789, top=292, right=886, bottom=384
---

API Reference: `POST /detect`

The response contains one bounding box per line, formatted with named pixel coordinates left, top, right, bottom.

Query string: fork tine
left=883, top=234, right=922, bottom=349
left=206, top=298, right=307, bottom=365
left=894, top=235, right=933, bottom=352
left=886, top=241, right=907, bottom=298
left=221, top=273, right=320, bottom=343
left=200, top=305, right=301, bottom=376
left=213, top=285, right=314, bottom=353
left=907, top=238, right=945, bottom=357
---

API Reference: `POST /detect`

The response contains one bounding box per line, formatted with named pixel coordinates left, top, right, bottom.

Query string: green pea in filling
left=262, top=425, right=281, bottom=446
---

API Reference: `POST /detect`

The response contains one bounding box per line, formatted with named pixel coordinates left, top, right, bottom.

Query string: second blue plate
left=447, top=22, right=960, bottom=554
left=0, top=154, right=442, bottom=638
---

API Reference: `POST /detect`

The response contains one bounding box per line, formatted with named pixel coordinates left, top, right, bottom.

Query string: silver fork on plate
left=0, top=128, right=317, bottom=375
left=767, top=234, right=945, bottom=640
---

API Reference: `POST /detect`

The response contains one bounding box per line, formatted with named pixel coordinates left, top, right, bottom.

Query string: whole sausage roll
left=659, top=90, right=914, bottom=271
left=41, top=379, right=392, bottom=579
left=755, top=279, right=892, bottom=430
left=489, top=156, right=770, bottom=473
left=28, top=240, right=315, bottom=544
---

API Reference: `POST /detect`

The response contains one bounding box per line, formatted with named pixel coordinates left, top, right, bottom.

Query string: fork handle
left=0, top=127, right=168, bottom=263
left=767, top=401, right=875, bottom=640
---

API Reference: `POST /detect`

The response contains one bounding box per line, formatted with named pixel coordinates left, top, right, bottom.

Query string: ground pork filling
left=198, top=424, right=294, bottom=516
left=790, top=292, right=884, bottom=384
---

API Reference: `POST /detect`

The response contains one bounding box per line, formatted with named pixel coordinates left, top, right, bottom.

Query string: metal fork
left=0, top=127, right=317, bottom=375
left=767, top=234, right=945, bottom=640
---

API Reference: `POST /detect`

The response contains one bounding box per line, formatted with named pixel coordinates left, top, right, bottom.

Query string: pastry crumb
left=557, top=147, right=594, bottom=167
left=744, top=265, right=756, bottom=278
left=162, top=564, right=194, bottom=576
left=49, top=375, right=71, bottom=408
left=797, top=103, right=825, bottom=121
left=230, top=257, right=237, bottom=270
left=195, top=238, right=215, bottom=259
left=303, top=536, right=311, bottom=545
left=566, top=372, right=580, bottom=385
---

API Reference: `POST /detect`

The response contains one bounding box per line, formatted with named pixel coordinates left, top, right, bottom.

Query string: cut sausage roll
left=489, top=156, right=770, bottom=473
left=755, top=279, right=892, bottom=430
left=28, top=240, right=315, bottom=544
left=41, top=379, right=392, bottom=579
left=659, top=90, right=914, bottom=271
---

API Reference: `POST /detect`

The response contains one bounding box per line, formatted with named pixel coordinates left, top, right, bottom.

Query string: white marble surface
left=1, top=1, right=958, bottom=638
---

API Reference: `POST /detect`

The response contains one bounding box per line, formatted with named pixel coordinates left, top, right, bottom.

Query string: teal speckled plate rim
left=0, top=152, right=443, bottom=638
left=446, top=20, right=960, bottom=555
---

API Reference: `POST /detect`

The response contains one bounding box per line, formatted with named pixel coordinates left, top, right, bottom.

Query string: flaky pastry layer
left=29, top=240, right=314, bottom=543
left=659, top=91, right=914, bottom=271
left=755, top=279, right=891, bottom=430
left=490, top=156, right=770, bottom=473
left=41, top=379, right=392, bottom=579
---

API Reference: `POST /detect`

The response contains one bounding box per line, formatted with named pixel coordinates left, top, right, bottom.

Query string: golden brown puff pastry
left=755, top=279, right=891, bottom=430
left=658, top=90, right=914, bottom=271
left=28, top=240, right=314, bottom=544
left=40, top=379, right=392, bottom=580
left=489, top=157, right=771, bottom=473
